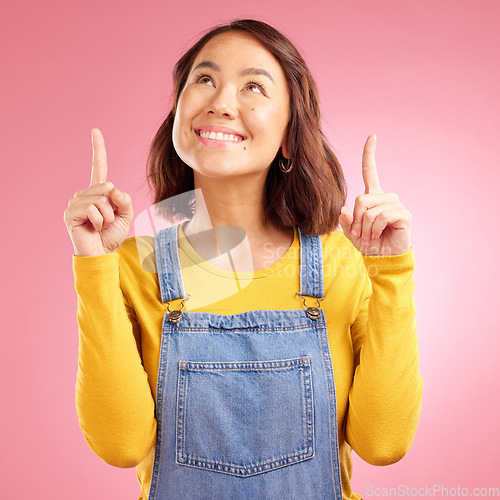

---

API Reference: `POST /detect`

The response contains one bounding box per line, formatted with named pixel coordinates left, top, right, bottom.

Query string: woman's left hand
left=339, top=135, right=412, bottom=256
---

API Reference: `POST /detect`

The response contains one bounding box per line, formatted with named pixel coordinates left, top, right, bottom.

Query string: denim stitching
left=297, top=228, right=324, bottom=299
left=151, top=224, right=343, bottom=498
left=176, top=449, right=314, bottom=477
left=169, top=323, right=319, bottom=333
left=176, top=357, right=314, bottom=477
left=155, top=226, right=185, bottom=302
left=148, top=314, right=170, bottom=499
left=179, top=357, right=310, bottom=370
left=315, top=312, right=343, bottom=498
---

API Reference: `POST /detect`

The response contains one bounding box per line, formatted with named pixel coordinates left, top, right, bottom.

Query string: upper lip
left=196, top=125, right=246, bottom=139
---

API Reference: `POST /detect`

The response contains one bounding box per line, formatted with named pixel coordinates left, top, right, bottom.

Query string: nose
left=207, top=86, right=237, bottom=119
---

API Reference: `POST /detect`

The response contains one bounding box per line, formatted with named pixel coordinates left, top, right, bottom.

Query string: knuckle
left=355, top=194, right=366, bottom=205
left=94, top=195, right=109, bottom=207
left=86, top=203, right=98, bottom=214
left=364, top=210, right=376, bottom=223
left=92, top=158, right=105, bottom=167
left=379, top=211, right=389, bottom=223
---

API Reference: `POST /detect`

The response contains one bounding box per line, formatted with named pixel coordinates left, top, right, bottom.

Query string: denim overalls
left=148, top=224, right=343, bottom=499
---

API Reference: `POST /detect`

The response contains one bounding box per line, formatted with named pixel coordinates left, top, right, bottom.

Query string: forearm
left=73, top=252, right=156, bottom=468
left=346, top=249, right=422, bottom=465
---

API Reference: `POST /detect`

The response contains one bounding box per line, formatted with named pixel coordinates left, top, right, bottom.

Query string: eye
left=245, top=80, right=267, bottom=95
left=194, top=73, right=214, bottom=86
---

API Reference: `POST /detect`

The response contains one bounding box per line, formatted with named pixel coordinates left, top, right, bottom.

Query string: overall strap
left=155, top=224, right=323, bottom=301
left=297, top=228, right=324, bottom=298
left=155, top=224, right=186, bottom=303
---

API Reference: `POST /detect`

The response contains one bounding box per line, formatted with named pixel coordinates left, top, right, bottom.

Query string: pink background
left=1, top=0, right=499, bottom=498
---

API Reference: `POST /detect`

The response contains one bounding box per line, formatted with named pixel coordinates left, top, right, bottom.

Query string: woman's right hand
left=64, top=128, right=134, bottom=257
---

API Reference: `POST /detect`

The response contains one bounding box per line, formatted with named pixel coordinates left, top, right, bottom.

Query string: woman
left=64, top=19, right=422, bottom=500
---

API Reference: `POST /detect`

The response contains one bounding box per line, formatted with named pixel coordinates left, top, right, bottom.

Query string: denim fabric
left=149, top=225, right=343, bottom=499
left=298, top=227, right=324, bottom=299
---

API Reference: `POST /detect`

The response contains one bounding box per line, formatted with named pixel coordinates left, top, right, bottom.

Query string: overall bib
left=148, top=225, right=343, bottom=499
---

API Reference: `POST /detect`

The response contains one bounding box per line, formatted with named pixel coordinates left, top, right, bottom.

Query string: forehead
left=193, top=32, right=285, bottom=76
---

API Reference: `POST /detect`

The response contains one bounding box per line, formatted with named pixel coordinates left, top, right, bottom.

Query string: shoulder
left=318, top=230, right=371, bottom=311
left=320, top=229, right=363, bottom=265
left=118, top=235, right=157, bottom=274
left=319, top=230, right=370, bottom=296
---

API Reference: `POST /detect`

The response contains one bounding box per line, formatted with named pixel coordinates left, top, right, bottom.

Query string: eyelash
left=194, top=72, right=267, bottom=95
left=246, top=79, right=267, bottom=95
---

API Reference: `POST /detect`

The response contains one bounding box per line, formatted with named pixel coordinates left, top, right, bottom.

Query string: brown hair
left=146, top=19, right=346, bottom=235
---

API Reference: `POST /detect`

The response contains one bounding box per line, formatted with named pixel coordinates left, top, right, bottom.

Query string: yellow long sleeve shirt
left=73, top=227, right=422, bottom=500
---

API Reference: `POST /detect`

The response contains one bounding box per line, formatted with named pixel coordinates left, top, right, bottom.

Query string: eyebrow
left=192, top=61, right=275, bottom=84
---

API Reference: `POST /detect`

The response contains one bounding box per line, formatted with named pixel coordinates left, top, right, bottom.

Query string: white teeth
left=199, top=130, right=243, bottom=142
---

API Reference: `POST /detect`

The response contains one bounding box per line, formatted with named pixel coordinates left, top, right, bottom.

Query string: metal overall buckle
left=295, top=293, right=325, bottom=320
left=167, top=295, right=190, bottom=323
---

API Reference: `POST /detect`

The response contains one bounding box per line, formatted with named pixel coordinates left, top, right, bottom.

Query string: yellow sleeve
left=346, top=248, right=422, bottom=465
left=73, top=251, right=157, bottom=468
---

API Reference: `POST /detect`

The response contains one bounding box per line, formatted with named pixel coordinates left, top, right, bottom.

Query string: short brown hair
left=146, top=19, right=346, bottom=235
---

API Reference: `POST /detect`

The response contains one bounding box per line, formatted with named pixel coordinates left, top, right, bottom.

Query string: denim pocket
left=176, top=357, right=314, bottom=477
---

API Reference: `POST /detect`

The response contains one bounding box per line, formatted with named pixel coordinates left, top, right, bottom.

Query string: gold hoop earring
left=279, top=157, right=293, bottom=173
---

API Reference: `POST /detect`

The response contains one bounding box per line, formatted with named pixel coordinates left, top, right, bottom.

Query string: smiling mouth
left=196, top=129, right=245, bottom=142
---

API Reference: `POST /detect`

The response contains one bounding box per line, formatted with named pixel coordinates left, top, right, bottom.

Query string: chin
left=192, top=162, right=257, bottom=180
left=194, top=165, right=239, bottom=178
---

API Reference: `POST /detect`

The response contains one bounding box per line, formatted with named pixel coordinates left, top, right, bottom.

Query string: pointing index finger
left=362, top=134, right=382, bottom=194
left=90, top=128, right=108, bottom=186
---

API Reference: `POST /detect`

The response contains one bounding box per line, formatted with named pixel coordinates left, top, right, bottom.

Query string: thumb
left=339, top=206, right=354, bottom=238
left=111, top=188, right=134, bottom=221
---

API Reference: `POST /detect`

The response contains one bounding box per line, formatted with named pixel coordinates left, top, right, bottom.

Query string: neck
left=182, top=173, right=293, bottom=272
left=186, top=173, right=269, bottom=240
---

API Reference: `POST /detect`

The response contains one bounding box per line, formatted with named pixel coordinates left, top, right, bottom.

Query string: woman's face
left=172, top=31, right=290, bottom=181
